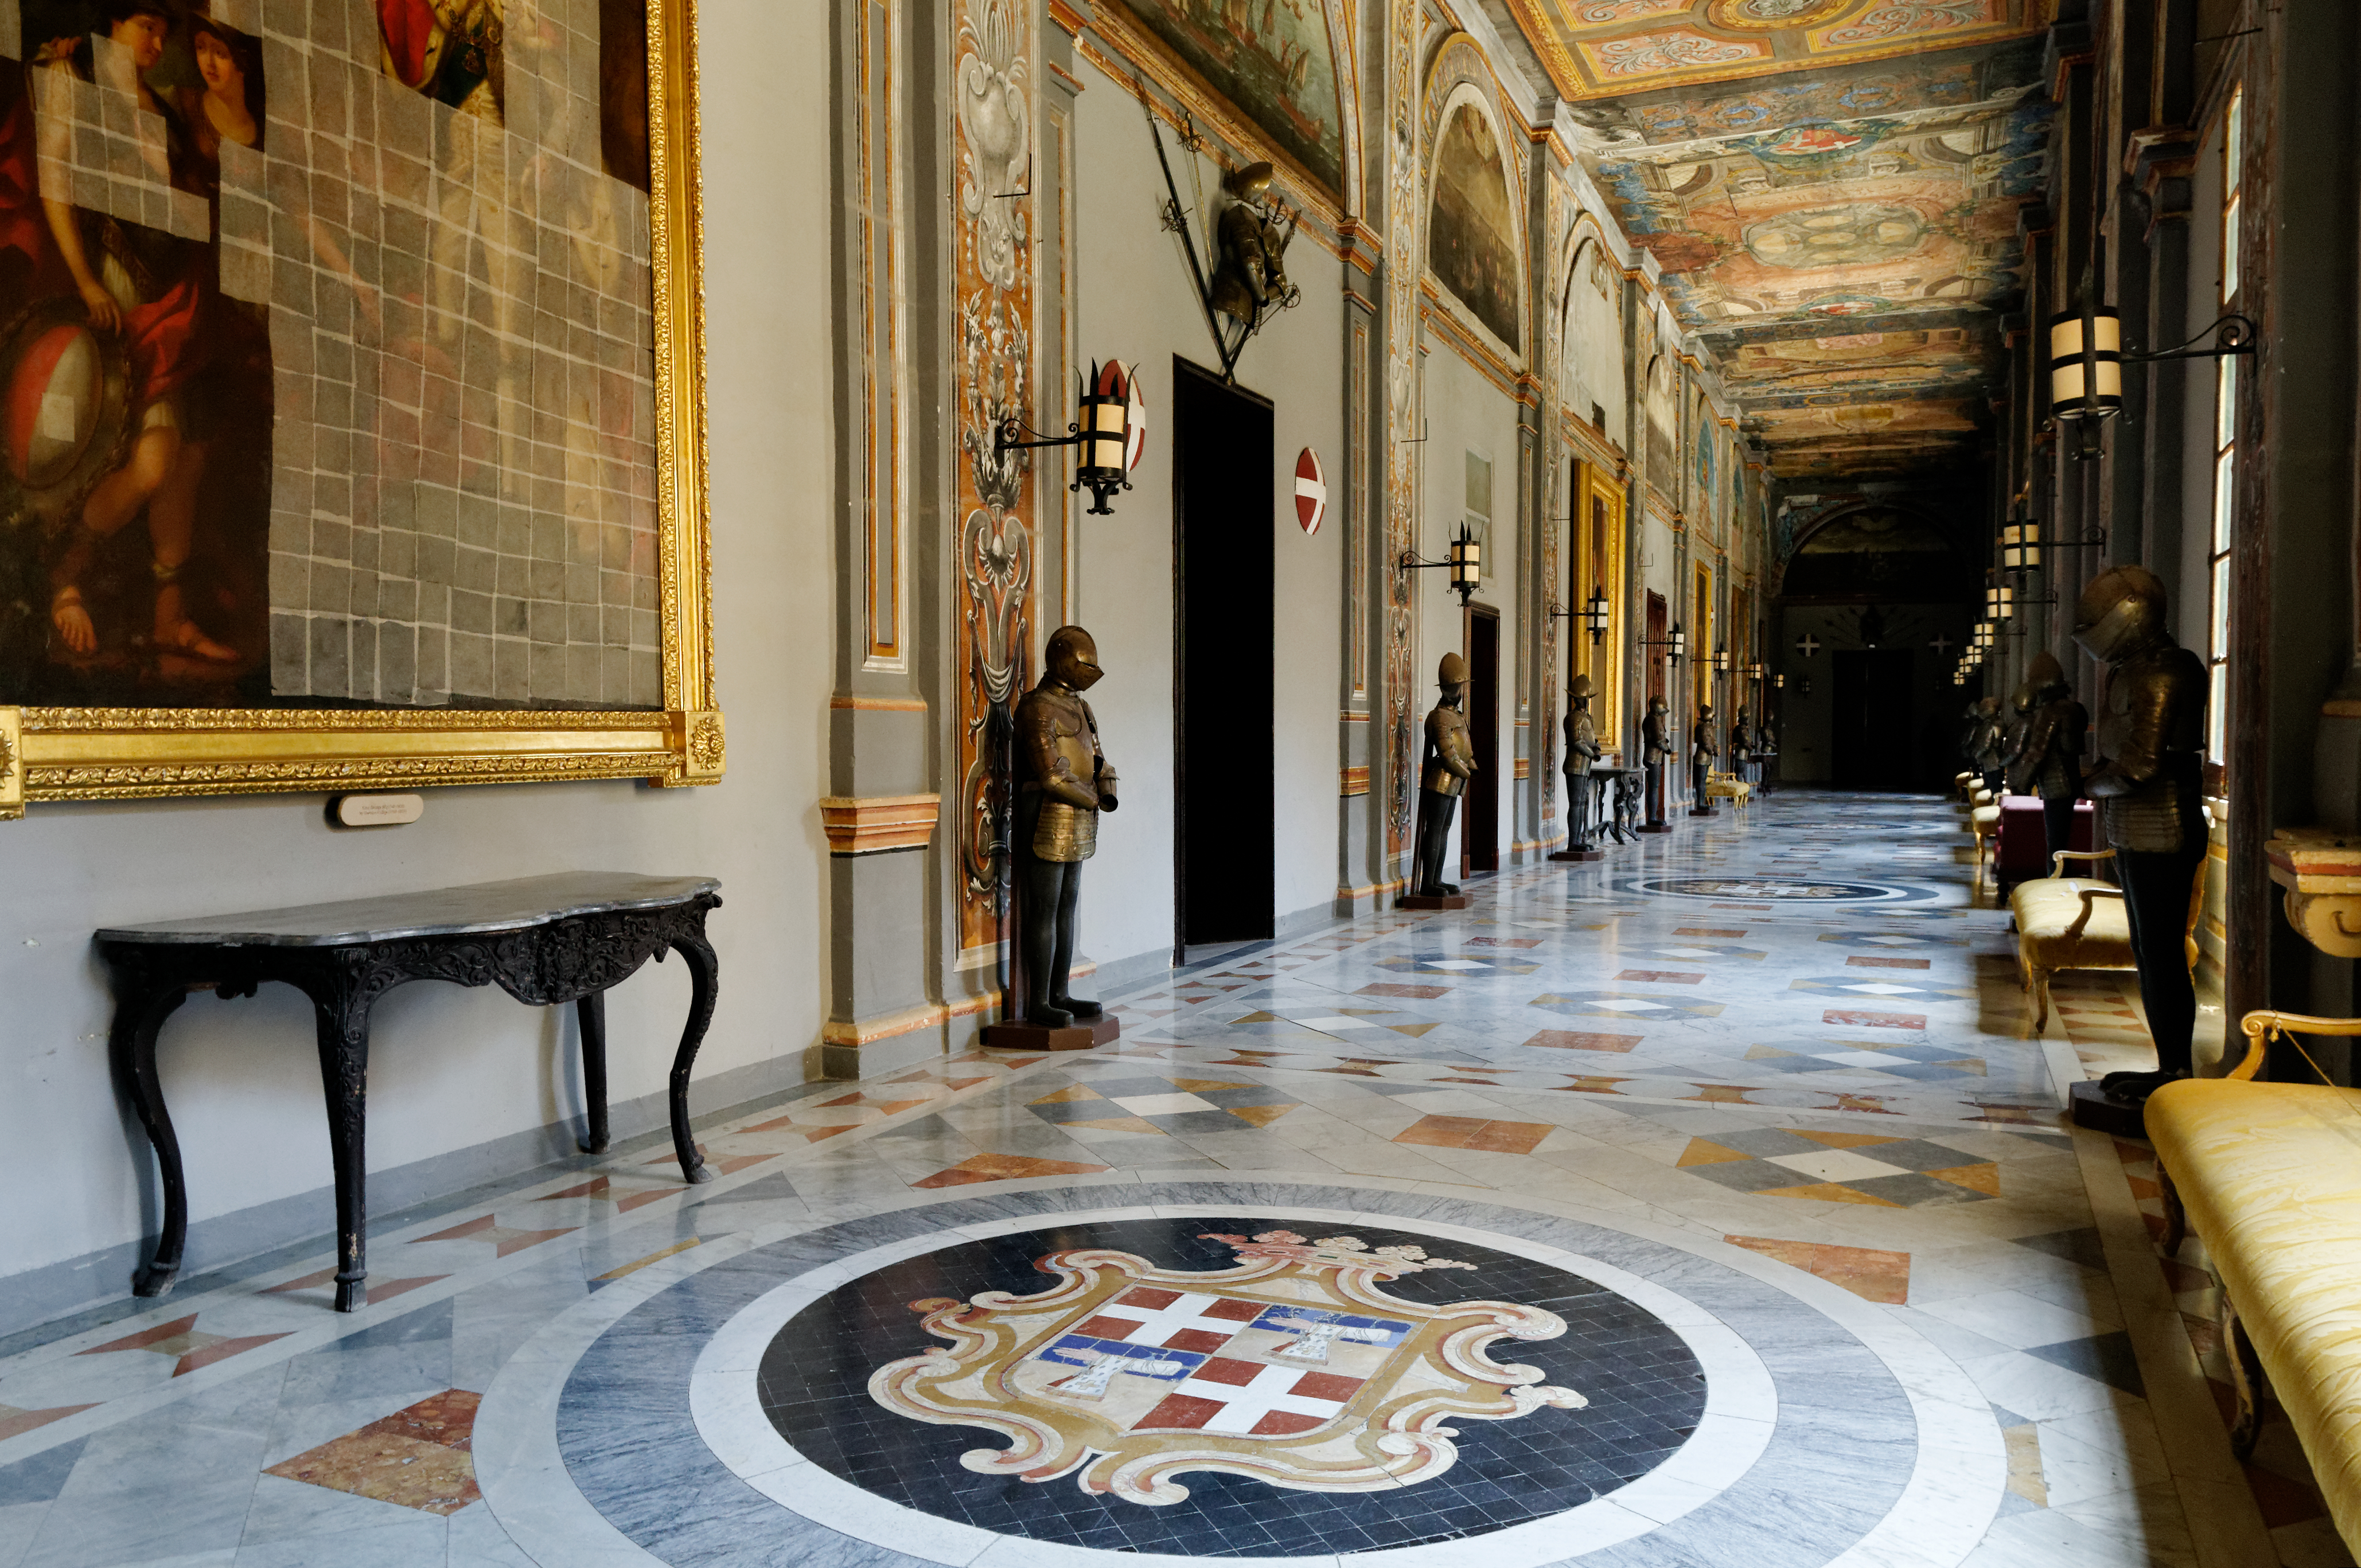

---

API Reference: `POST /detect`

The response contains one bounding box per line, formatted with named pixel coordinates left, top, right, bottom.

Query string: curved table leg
left=303, top=960, right=377, bottom=1313
left=667, top=934, right=718, bottom=1184
left=576, top=990, right=610, bottom=1153
left=110, top=973, right=193, bottom=1298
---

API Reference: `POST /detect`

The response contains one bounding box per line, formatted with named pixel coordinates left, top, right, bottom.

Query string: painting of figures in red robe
left=0, top=1, right=273, bottom=704
left=1, top=0, right=668, bottom=711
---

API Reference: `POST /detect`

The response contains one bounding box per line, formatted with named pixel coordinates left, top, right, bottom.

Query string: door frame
left=1461, top=600, right=1501, bottom=880
left=1170, top=357, right=1276, bottom=959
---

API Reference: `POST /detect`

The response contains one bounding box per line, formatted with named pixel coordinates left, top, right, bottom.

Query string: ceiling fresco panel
left=1503, top=0, right=2054, bottom=100
left=1556, top=37, right=2048, bottom=473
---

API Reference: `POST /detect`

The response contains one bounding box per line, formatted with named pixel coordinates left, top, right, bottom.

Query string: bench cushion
left=2009, top=877, right=2132, bottom=972
left=2148, top=1080, right=2361, bottom=1547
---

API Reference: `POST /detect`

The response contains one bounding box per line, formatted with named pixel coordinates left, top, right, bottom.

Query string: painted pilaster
left=822, top=0, right=944, bottom=1080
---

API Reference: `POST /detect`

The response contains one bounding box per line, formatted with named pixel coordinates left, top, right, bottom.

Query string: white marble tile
left=1916, top=1289, right=2103, bottom=1352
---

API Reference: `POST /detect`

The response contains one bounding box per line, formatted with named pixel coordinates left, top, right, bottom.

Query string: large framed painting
left=1571, top=458, right=1623, bottom=752
left=0, top=0, right=714, bottom=820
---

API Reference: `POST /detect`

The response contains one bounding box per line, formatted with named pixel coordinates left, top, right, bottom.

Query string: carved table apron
left=96, top=873, right=722, bottom=1313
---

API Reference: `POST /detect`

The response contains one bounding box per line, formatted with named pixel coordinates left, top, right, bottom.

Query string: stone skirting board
left=0, top=1050, right=807, bottom=1345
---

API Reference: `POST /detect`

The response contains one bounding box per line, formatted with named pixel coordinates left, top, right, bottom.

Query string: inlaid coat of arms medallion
left=871, top=1228, right=1587, bottom=1504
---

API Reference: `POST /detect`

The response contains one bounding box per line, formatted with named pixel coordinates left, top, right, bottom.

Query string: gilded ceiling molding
left=1417, top=289, right=1523, bottom=402
left=1491, top=0, right=2056, bottom=104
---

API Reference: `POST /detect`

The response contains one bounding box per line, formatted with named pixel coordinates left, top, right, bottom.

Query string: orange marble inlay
left=911, top=1153, right=1113, bottom=1188
left=264, top=1390, right=482, bottom=1515
left=1724, top=1235, right=1911, bottom=1305
left=1392, top=1115, right=1554, bottom=1154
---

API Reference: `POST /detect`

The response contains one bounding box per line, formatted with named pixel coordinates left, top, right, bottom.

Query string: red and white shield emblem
left=870, top=1228, right=1583, bottom=1504
left=1294, top=447, right=1326, bottom=533
left=1098, top=359, right=1149, bottom=471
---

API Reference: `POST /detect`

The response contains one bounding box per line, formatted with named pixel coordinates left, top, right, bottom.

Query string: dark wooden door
left=1173, top=358, right=1275, bottom=950
left=1646, top=591, right=1667, bottom=707
left=1833, top=648, right=1915, bottom=790
left=1462, top=604, right=1500, bottom=877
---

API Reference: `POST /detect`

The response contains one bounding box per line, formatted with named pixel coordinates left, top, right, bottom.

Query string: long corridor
left=0, top=793, right=2321, bottom=1568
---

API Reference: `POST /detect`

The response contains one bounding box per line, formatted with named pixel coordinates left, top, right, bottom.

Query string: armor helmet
left=1439, top=652, right=1470, bottom=687
left=1045, top=626, right=1105, bottom=692
left=1977, top=696, right=1999, bottom=715
left=1569, top=673, right=1596, bottom=701
left=2011, top=682, right=2036, bottom=715
left=2027, top=650, right=2068, bottom=703
left=2072, top=566, right=2169, bottom=664
left=1698, top=703, right=1714, bottom=720
left=1649, top=696, right=1668, bottom=714
left=1224, top=162, right=1275, bottom=200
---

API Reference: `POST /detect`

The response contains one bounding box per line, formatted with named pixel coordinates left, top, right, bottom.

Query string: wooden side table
left=96, top=873, right=722, bottom=1312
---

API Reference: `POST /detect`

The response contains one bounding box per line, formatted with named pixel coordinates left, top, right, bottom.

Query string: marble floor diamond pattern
left=0, top=790, right=2310, bottom=1568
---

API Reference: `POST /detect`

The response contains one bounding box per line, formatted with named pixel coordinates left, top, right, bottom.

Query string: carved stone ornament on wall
left=954, top=0, right=1039, bottom=954
left=0, top=0, right=721, bottom=816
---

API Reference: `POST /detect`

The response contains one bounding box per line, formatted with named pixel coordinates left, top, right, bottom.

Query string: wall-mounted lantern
left=2001, top=518, right=2041, bottom=571
left=1644, top=623, right=1686, bottom=665
left=1985, top=584, right=2014, bottom=620
left=994, top=360, right=1137, bottom=515
left=1400, top=524, right=1480, bottom=607
left=1545, top=584, right=1612, bottom=647
left=2048, top=303, right=2257, bottom=462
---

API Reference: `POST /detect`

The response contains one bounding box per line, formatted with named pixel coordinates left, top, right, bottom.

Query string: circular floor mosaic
left=751, top=1220, right=1701, bottom=1555
left=492, top=1182, right=2001, bottom=1567
left=1619, top=876, right=1941, bottom=903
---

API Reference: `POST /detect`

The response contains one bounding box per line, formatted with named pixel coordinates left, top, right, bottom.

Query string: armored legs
left=1015, top=792, right=1100, bottom=1028
left=1414, top=789, right=1460, bottom=898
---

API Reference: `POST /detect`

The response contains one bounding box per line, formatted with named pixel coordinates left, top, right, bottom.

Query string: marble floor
left=0, top=790, right=2336, bottom=1568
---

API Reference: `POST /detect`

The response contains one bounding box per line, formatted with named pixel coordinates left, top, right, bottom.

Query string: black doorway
left=1833, top=649, right=1915, bottom=790
left=1174, top=359, right=1274, bottom=951
left=1462, top=604, right=1499, bottom=878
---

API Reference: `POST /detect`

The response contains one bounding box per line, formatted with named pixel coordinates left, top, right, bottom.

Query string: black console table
left=97, top=873, right=722, bottom=1313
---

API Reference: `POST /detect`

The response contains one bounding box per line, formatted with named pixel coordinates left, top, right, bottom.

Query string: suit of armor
left=1012, top=627, right=1119, bottom=1027
left=1690, top=704, right=1718, bottom=812
left=1641, top=696, right=1671, bottom=827
left=1413, top=654, right=1475, bottom=896
left=1972, top=696, right=2007, bottom=793
left=2074, top=569, right=2207, bottom=1096
left=2005, top=652, right=2088, bottom=860
left=1561, top=675, right=1602, bottom=851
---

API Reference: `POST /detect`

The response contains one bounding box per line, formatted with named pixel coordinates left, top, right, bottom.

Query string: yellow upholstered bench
left=1970, top=799, right=2002, bottom=869
left=2009, top=848, right=2200, bottom=1028
left=2009, top=849, right=2130, bottom=1024
left=1705, top=770, right=1750, bottom=809
left=2149, top=1012, right=2361, bottom=1550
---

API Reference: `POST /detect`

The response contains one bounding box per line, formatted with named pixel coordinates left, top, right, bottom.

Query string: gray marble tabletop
left=96, top=873, right=721, bottom=947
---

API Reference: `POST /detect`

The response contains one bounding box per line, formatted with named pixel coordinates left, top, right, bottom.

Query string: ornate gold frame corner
left=3, top=0, right=718, bottom=818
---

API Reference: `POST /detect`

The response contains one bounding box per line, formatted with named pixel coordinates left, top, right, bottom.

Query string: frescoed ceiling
left=1510, top=7, right=2055, bottom=479
left=1501, top=0, right=2055, bottom=102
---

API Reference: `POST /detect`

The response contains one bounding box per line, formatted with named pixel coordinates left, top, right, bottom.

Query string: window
left=2208, top=87, right=2242, bottom=765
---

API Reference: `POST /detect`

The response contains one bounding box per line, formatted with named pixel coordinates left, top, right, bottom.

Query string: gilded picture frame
left=1572, top=458, right=1623, bottom=754
left=0, top=0, right=715, bottom=822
